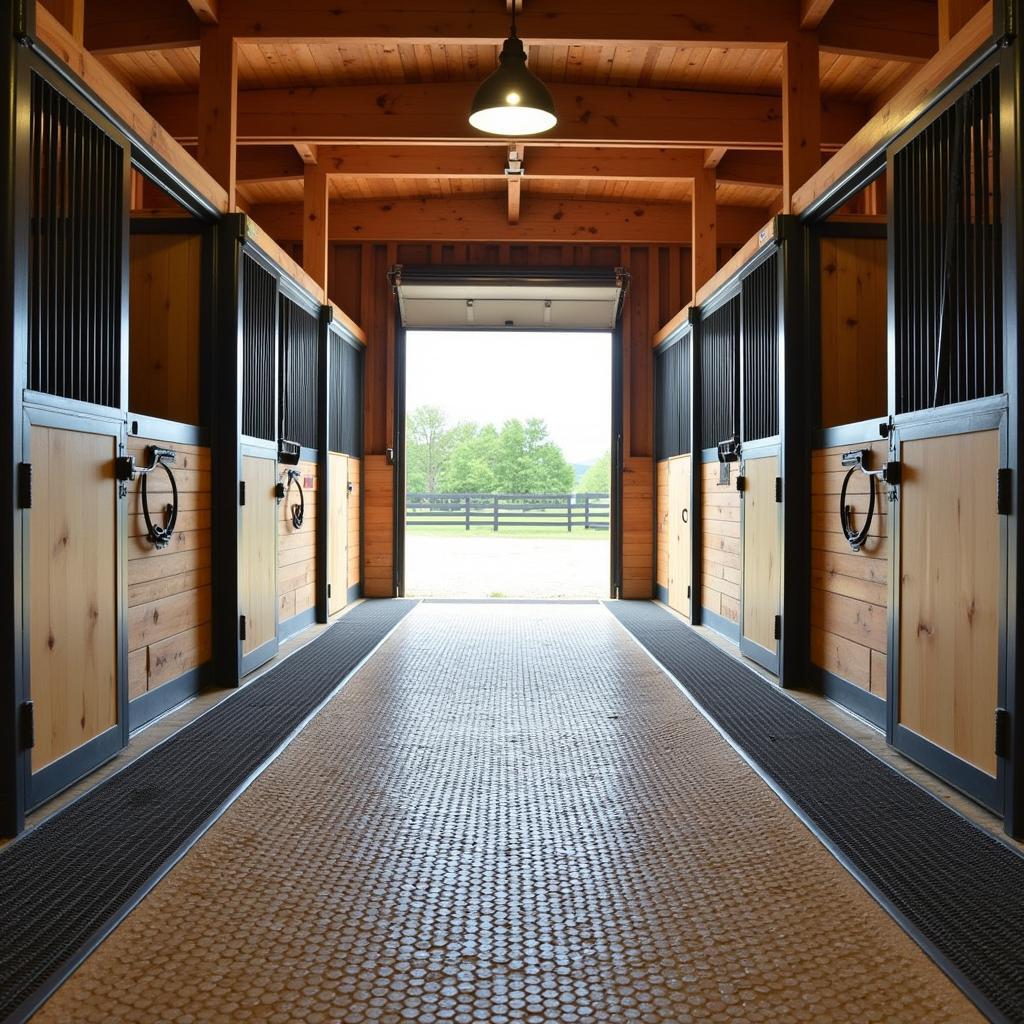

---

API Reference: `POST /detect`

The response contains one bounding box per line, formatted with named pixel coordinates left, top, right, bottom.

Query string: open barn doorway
left=390, top=266, right=626, bottom=600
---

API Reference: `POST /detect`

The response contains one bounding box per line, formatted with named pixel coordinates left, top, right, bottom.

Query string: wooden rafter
left=247, top=195, right=768, bottom=245
left=186, top=0, right=219, bottom=25
left=799, top=0, right=834, bottom=30
left=145, top=82, right=866, bottom=150
left=294, top=142, right=319, bottom=164
left=817, top=0, right=937, bottom=61
left=81, top=0, right=935, bottom=62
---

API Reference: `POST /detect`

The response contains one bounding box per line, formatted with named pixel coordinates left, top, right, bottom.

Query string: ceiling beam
left=84, top=0, right=202, bottom=54
left=80, top=0, right=938, bottom=62
left=145, top=82, right=866, bottom=150
left=818, top=0, right=937, bottom=61
left=186, top=0, right=219, bottom=25
left=799, top=0, right=835, bottom=30
left=248, top=195, right=769, bottom=245
left=214, top=0, right=798, bottom=47
left=235, top=144, right=786, bottom=193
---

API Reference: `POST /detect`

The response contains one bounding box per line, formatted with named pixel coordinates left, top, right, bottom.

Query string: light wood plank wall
left=324, top=240, right=738, bottom=599
left=129, top=232, right=202, bottom=425
left=278, top=459, right=318, bottom=624
left=810, top=441, right=889, bottom=697
left=127, top=437, right=212, bottom=700
left=700, top=461, right=741, bottom=625
left=656, top=460, right=669, bottom=590
left=347, top=457, right=362, bottom=592
left=819, top=235, right=887, bottom=428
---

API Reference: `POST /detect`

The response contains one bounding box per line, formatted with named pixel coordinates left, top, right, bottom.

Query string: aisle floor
left=34, top=604, right=978, bottom=1023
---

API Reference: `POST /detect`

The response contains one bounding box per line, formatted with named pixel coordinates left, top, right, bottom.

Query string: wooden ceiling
left=54, top=0, right=957, bottom=284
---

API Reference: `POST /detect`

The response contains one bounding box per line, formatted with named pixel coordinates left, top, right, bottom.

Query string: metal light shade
left=469, top=35, right=557, bottom=136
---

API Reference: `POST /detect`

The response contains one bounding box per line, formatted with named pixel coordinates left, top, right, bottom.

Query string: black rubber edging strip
left=604, top=600, right=1018, bottom=1024
left=0, top=599, right=418, bottom=1024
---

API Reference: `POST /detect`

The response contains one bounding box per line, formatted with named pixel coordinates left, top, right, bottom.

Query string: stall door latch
left=997, top=468, right=1012, bottom=516
left=995, top=707, right=1011, bottom=759
left=20, top=701, right=34, bottom=750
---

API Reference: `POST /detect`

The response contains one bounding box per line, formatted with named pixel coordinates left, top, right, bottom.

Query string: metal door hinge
left=775, top=476, right=783, bottom=503
left=16, top=463, right=32, bottom=509
left=239, top=481, right=246, bottom=506
left=20, top=701, right=34, bottom=750
left=996, top=707, right=1011, bottom=759
left=239, top=615, right=247, bottom=641
left=686, top=584, right=691, bottom=598
left=736, top=474, right=745, bottom=493
left=774, top=614, right=782, bottom=641
left=327, top=583, right=332, bottom=598
left=997, top=468, right=1012, bottom=516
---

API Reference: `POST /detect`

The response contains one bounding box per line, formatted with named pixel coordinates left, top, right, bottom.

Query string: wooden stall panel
left=278, top=459, right=318, bottom=625
left=898, top=429, right=1000, bottom=777
left=328, top=452, right=348, bottom=615
left=819, top=236, right=887, bottom=429
left=127, top=437, right=212, bottom=700
left=622, top=457, right=654, bottom=599
left=241, top=456, right=278, bottom=656
left=347, top=457, right=362, bottom=593
left=700, top=460, right=741, bottom=626
left=810, top=441, right=889, bottom=697
left=741, top=455, right=780, bottom=655
left=30, top=427, right=119, bottom=773
left=129, top=233, right=202, bottom=425
left=656, top=460, right=669, bottom=592
left=667, top=455, right=691, bottom=617
left=363, top=454, right=393, bottom=598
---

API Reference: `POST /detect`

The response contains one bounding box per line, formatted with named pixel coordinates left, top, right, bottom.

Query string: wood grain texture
left=656, top=460, right=669, bottom=589
left=810, top=443, right=888, bottom=696
left=129, top=233, right=203, bottom=425
left=241, top=455, right=278, bottom=654
left=328, top=452, right=348, bottom=615
left=667, top=455, right=692, bottom=617
left=348, top=457, right=362, bottom=592
left=701, top=460, right=741, bottom=623
left=279, top=460, right=318, bottom=621
left=819, top=235, right=886, bottom=428
left=897, top=429, right=1000, bottom=776
left=741, top=454, right=780, bottom=653
left=127, top=437, right=213, bottom=698
left=30, top=426, right=119, bottom=773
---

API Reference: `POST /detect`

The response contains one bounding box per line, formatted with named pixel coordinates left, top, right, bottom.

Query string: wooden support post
left=507, top=143, right=524, bottom=226
left=782, top=30, right=821, bottom=213
left=938, top=0, right=987, bottom=45
left=44, top=0, right=84, bottom=43
left=197, top=27, right=238, bottom=206
left=691, top=167, right=718, bottom=295
left=302, top=162, right=329, bottom=290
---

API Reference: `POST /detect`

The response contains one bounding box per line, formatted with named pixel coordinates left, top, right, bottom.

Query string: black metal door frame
left=391, top=284, right=625, bottom=600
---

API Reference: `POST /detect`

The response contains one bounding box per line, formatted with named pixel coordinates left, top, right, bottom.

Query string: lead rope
left=839, top=463, right=875, bottom=552
left=140, top=451, right=180, bottom=549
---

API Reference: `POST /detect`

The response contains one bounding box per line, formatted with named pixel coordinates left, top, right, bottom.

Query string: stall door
left=27, top=419, right=124, bottom=807
left=328, top=452, right=348, bottom=615
left=240, top=453, right=279, bottom=674
left=667, top=455, right=691, bottom=617
left=890, top=423, right=1004, bottom=811
left=740, top=453, right=780, bottom=672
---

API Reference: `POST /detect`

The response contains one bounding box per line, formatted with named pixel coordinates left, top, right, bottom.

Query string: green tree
left=493, top=418, right=575, bottom=493
left=439, top=424, right=500, bottom=492
left=577, top=450, right=611, bottom=493
left=406, top=405, right=454, bottom=492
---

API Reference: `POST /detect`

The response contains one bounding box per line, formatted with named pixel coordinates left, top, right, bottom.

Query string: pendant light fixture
left=469, top=5, right=557, bottom=136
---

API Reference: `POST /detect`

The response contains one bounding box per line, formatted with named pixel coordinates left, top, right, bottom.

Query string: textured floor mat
left=605, top=599, right=1024, bottom=1024
left=0, top=599, right=416, bottom=1023
left=32, top=604, right=977, bottom=1024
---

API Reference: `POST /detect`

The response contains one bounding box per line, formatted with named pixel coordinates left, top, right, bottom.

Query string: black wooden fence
left=407, top=493, right=610, bottom=531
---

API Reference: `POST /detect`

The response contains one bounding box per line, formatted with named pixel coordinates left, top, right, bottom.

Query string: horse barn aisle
left=32, top=604, right=976, bottom=1024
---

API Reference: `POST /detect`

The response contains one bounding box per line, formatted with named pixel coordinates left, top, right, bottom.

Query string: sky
left=406, top=331, right=612, bottom=465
